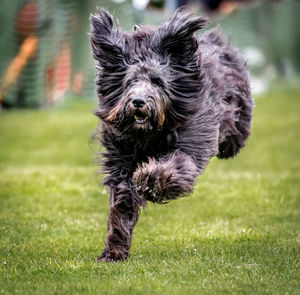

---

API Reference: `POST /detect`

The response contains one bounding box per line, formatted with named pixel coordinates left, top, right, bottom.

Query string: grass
left=0, top=89, right=300, bottom=294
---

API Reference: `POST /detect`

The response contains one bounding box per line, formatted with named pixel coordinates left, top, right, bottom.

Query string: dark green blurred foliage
left=210, top=0, right=300, bottom=76
left=0, top=0, right=98, bottom=107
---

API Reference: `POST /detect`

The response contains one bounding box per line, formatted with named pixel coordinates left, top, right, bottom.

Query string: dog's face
left=104, top=59, right=170, bottom=132
left=90, top=8, right=207, bottom=135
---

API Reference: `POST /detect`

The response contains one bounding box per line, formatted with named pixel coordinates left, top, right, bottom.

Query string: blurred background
left=0, top=0, right=299, bottom=108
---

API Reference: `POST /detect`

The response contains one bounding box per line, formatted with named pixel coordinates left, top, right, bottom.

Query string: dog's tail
left=203, top=30, right=255, bottom=159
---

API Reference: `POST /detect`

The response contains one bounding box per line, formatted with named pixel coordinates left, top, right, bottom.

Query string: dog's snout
left=132, top=97, right=146, bottom=109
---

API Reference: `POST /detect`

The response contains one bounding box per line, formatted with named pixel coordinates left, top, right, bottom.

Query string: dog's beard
left=111, top=98, right=166, bottom=136
left=121, top=102, right=154, bottom=132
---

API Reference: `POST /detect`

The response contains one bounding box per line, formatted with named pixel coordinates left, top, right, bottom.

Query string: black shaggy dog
left=90, top=7, right=254, bottom=262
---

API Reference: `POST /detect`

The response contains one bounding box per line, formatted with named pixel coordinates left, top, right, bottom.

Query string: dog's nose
left=132, top=97, right=146, bottom=108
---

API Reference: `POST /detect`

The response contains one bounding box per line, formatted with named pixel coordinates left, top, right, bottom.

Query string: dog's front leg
left=98, top=180, right=144, bottom=262
left=133, top=150, right=199, bottom=204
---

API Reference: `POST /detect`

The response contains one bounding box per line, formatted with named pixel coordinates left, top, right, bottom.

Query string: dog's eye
left=150, top=77, right=164, bottom=87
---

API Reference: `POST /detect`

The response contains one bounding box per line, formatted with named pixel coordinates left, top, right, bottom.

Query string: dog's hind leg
left=133, top=150, right=199, bottom=204
left=98, top=180, right=144, bottom=262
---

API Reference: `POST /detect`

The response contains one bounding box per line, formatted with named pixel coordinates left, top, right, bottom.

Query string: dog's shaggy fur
left=90, top=7, right=254, bottom=262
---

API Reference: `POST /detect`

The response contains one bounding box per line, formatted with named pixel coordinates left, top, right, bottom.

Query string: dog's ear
left=152, top=7, right=208, bottom=61
left=89, top=7, right=125, bottom=69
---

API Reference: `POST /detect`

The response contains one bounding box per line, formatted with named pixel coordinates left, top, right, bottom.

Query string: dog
left=89, top=7, right=254, bottom=262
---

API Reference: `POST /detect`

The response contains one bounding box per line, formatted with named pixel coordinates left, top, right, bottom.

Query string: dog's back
left=199, top=30, right=254, bottom=159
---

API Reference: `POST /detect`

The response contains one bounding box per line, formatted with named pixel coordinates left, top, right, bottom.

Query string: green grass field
left=0, top=89, right=299, bottom=294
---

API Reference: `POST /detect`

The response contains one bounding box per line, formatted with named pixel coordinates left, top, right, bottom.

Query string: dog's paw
left=97, top=247, right=128, bottom=263
left=133, top=152, right=198, bottom=203
left=133, top=159, right=165, bottom=203
left=136, top=181, right=160, bottom=203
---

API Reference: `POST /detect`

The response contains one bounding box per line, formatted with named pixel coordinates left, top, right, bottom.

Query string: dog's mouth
left=134, top=111, right=149, bottom=124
